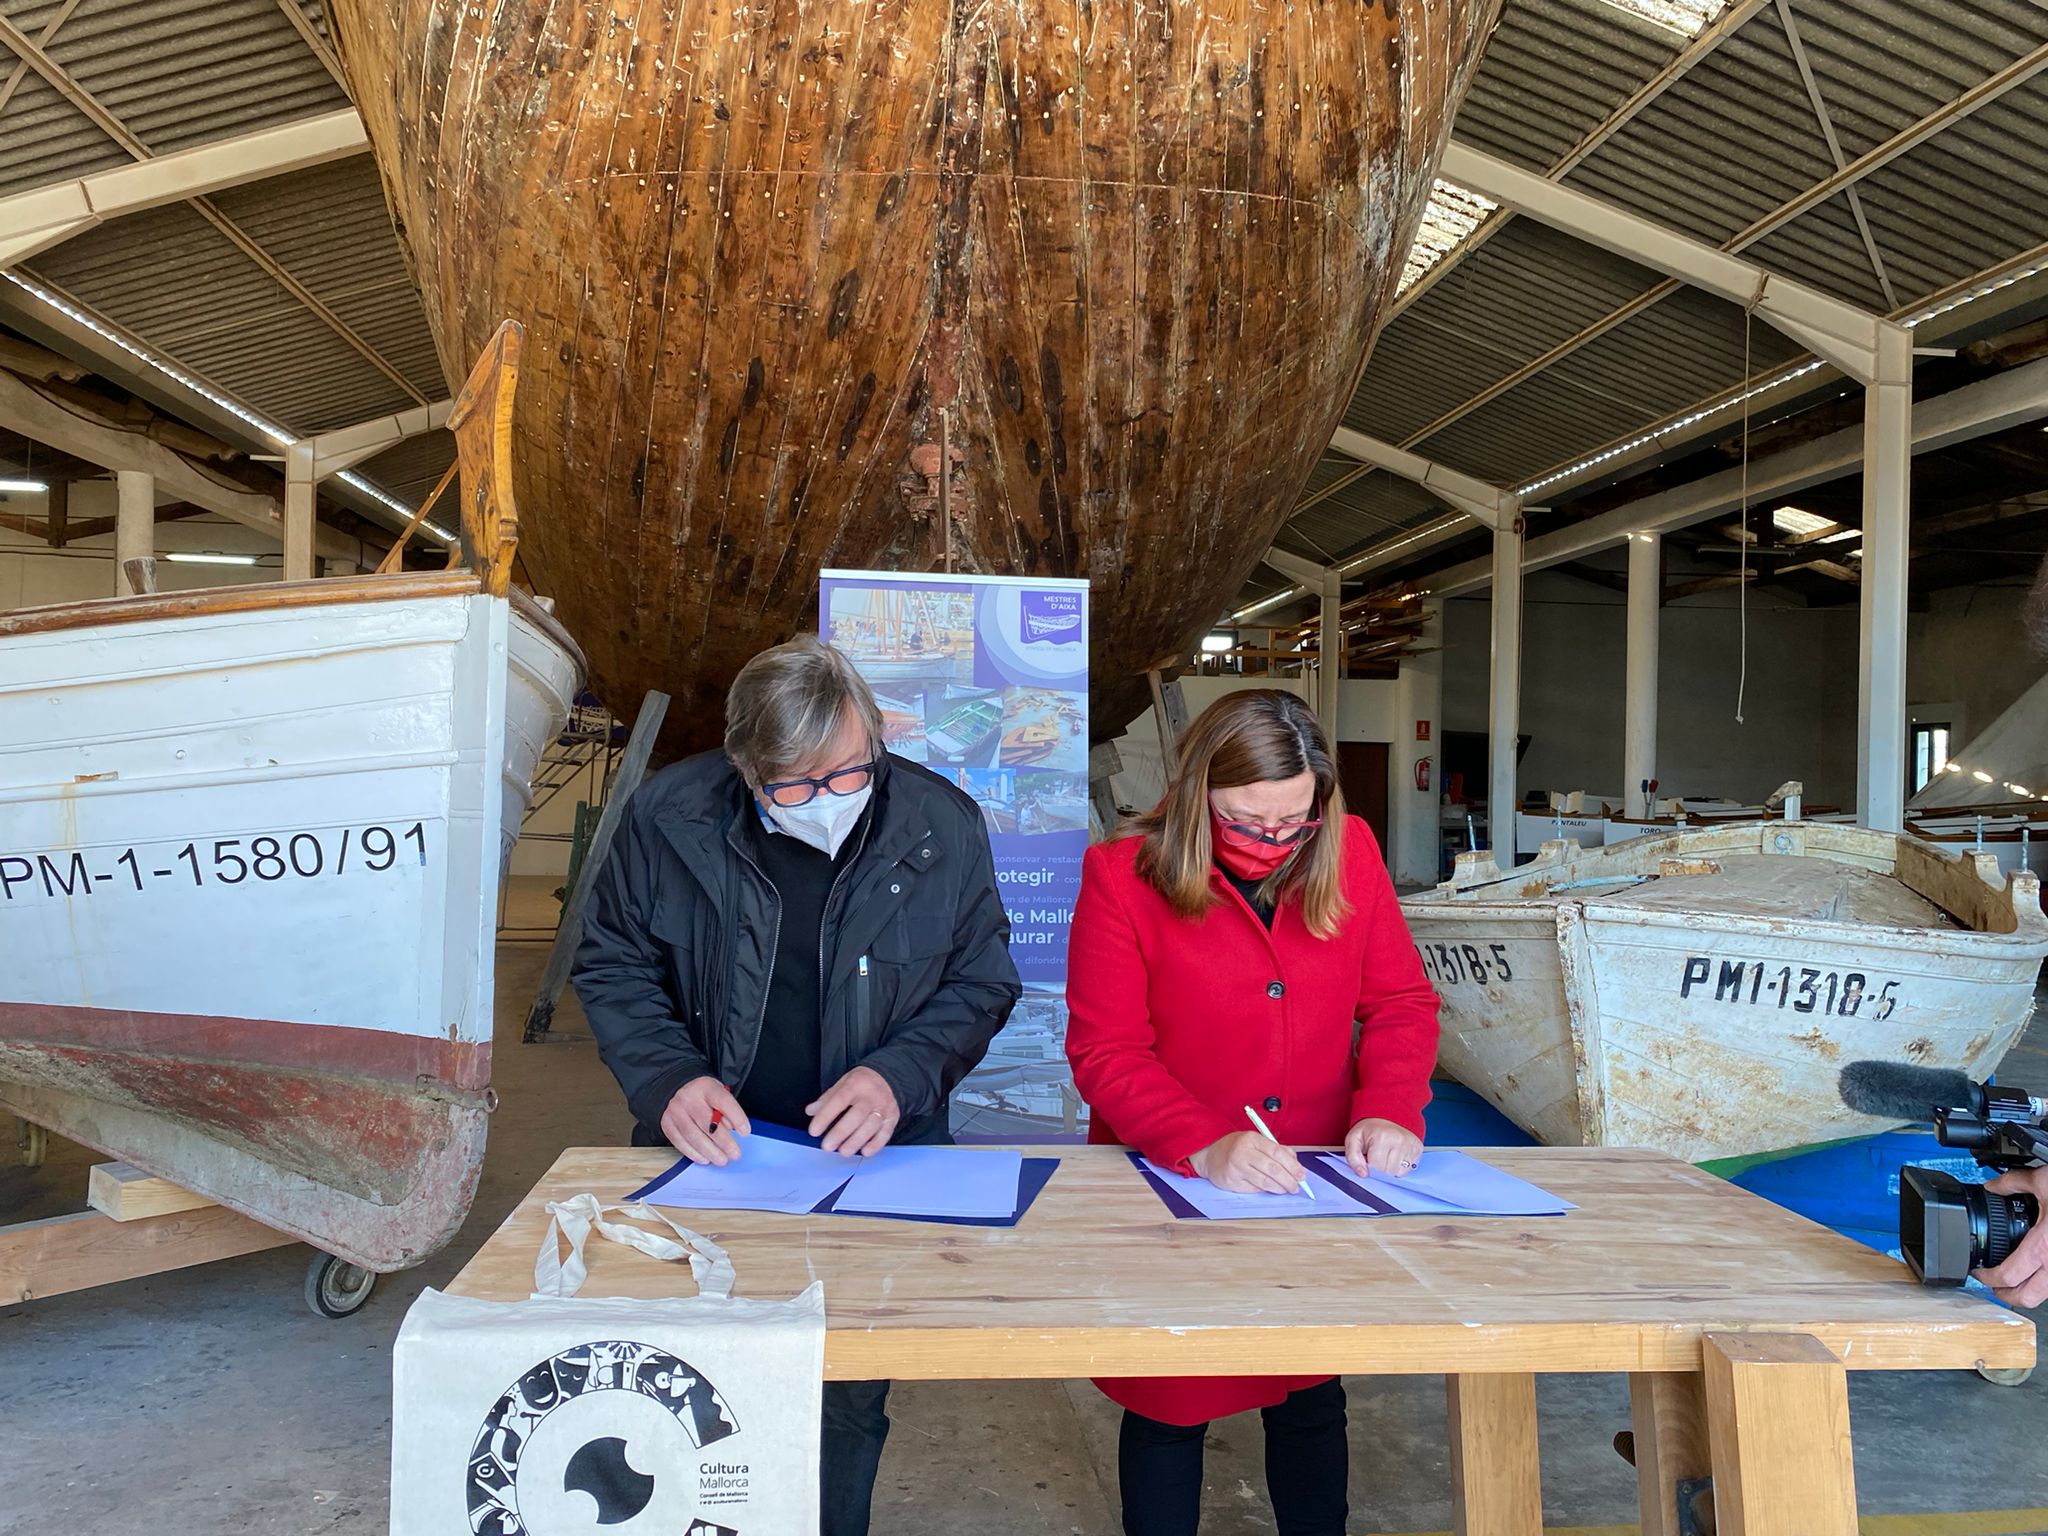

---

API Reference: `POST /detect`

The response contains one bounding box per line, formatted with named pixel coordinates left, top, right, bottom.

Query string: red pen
left=708, top=1107, right=727, bottom=1135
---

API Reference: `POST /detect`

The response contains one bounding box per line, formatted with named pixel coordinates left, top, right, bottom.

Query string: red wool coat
left=1064, top=816, right=1440, bottom=1425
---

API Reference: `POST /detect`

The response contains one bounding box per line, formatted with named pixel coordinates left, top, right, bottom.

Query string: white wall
left=1442, top=572, right=1864, bottom=810
left=1907, top=584, right=2042, bottom=753
left=0, top=482, right=287, bottom=609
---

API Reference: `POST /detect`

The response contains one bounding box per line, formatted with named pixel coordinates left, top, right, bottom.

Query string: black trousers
left=1117, top=1379, right=1349, bottom=1536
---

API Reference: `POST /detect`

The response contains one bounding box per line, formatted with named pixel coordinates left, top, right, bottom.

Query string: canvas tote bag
left=391, top=1194, right=824, bottom=1536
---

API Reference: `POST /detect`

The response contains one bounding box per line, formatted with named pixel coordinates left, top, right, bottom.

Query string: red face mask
left=1210, top=806, right=1316, bottom=881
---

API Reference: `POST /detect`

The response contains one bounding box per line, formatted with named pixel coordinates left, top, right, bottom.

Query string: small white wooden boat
left=0, top=323, right=583, bottom=1271
left=1402, top=822, right=2048, bottom=1164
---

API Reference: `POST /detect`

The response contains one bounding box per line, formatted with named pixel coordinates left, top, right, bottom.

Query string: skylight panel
left=1588, top=0, right=1727, bottom=40
left=1399, top=180, right=1498, bottom=296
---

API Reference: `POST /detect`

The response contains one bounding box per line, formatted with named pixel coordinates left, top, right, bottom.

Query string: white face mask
left=764, top=784, right=872, bottom=858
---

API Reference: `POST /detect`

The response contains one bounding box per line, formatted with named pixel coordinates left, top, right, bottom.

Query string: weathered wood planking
left=446, top=1145, right=2033, bottom=1380
left=328, top=0, right=1502, bottom=751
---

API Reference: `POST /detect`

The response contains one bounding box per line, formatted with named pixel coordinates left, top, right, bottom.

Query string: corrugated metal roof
left=1286, top=474, right=1450, bottom=565
left=355, top=430, right=456, bottom=512
left=1306, top=0, right=2048, bottom=582
left=1450, top=0, right=1680, bottom=171
left=0, top=0, right=2043, bottom=563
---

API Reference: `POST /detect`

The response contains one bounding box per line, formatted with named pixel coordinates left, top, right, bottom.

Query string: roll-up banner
left=819, top=570, right=1090, bottom=1140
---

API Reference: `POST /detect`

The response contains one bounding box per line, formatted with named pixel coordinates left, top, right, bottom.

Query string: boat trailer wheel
left=304, top=1252, right=378, bottom=1318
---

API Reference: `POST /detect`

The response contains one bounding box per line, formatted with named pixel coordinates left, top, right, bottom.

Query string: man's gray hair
left=725, top=636, right=885, bottom=786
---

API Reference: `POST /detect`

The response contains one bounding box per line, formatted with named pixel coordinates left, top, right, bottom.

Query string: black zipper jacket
left=572, top=749, right=1022, bottom=1138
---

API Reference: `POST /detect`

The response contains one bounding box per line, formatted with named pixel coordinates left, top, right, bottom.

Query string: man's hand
left=1346, top=1117, right=1422, bottom=1180
left=1190, top=1131, right=1306, bottom=1195
left=1974, top=1166, right=2048, bottom=1308
left=807, top=1066, right=900, bottom=1156
left=659, top=1077, right=751, bottom=1166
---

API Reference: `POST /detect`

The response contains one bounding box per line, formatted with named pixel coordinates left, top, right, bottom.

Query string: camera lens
left=1900, top=1166, right=2039, bottom=1285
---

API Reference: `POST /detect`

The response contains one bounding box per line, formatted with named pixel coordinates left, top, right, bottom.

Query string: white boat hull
left=0, top=574, right=581, bottom=1267
left=1404, top=822, right=2048, bottom=1163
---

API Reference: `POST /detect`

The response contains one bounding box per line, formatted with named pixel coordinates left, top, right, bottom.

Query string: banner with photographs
left=818, top=569, right=1090, bottom=1141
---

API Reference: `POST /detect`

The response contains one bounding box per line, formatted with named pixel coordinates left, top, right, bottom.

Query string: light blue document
left=835, top=1146, right=1026, bottom=1218
left=631, top=1131, right=857, bottom=1215
left=1336, top=1150, right=1575, bottom=1216
left=1137, top=1156, right=1364, bottom=1219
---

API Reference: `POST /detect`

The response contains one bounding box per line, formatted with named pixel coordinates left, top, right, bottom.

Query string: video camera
left=1838, top=1061, right=2046, bottom=1285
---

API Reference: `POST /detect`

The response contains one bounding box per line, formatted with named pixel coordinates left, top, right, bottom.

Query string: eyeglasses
left=760, top=760, right=879, bottom=808
left=1215, top=813, right=1323, bottom=849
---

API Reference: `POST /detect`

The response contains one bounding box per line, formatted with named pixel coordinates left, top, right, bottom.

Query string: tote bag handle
left=534, top=1193, right=737, bottom=1300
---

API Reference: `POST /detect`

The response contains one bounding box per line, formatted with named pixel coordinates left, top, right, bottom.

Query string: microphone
left=1839, top=1060, right=2048, bottom=1124
left=1838, top=1061, right=1979, bottom=1121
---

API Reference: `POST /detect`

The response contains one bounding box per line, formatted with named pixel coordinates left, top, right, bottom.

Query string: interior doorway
left=1337, top=741, right=1390, bottom=855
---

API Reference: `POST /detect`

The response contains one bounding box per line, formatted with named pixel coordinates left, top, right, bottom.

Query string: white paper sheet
left=1136, top=1157, right=1374, bottom=1219
left=834, top=1147, right=1026, bottom=1218
left=633, top=1132, right=857, bottom=1215
left=1315, top=1150, right=1574, bottom=1216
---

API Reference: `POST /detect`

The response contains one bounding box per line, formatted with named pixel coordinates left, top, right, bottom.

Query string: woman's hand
left=1346, top=1117, right=1422, bottom=1180
left=1191, top=1131, right=1307, bottom=1195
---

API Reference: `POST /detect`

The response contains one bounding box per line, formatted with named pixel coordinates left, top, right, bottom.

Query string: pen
left=708, top=1107, right=726, bottom=1135
left=1243, top=1104, right=1314, bottom=1200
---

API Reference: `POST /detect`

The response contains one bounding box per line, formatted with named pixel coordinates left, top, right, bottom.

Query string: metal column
left=1857, top=327, right=1913, bottom=832
left=114, top=469, right=153, bottom=594
left=1489, top=520, right=1523, bottom=858
left=284, top=439, right=317, bottom=581
left=1317, top=568, right=1342, bottom=742
left=1624, top=533, right=1661, bottom=820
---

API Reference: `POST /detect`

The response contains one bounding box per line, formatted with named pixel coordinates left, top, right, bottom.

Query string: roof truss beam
left=1394, top=0, right=1773, bottom=317
left=1417, top=353, right=2048, bottom=599
left=0, top=110, right=368, bottom=270
left=1771, top=0, right=1897, bottom=311
left=1439, top=141, right=1899, bottom=382
left=0, top=14, right=424, bottom=406
left=0, top=366, right=356, bottom=561
left=1318, top=36, right=2048, bottom=521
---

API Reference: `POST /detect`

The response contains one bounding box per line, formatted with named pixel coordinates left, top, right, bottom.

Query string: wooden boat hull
left=1402, top=823, right=2048, bottom=1163
left=329, top=0, right=1500, bottom=751
left=0, top=575, right=582, bottom=1270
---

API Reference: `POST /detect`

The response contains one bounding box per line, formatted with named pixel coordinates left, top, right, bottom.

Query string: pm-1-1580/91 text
left=1, top=823, right=431, bottom=902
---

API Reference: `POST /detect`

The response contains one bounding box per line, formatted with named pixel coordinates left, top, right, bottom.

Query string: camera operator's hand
left=1973, top=1165, right=2048, bottom=1309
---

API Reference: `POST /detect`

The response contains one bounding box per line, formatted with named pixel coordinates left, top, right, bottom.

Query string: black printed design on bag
left=467, top=1339, right=744, bottom=1534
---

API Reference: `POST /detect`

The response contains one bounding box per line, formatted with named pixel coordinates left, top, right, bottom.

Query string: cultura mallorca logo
left=467, top=1339, right=747, bottom=1534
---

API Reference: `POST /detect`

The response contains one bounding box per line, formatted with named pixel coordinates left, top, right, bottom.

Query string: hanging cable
left=1735, top=280, right=1764, bottom=726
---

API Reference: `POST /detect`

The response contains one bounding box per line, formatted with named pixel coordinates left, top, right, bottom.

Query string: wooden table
left=451, top=1146, right=2034, bottom=1536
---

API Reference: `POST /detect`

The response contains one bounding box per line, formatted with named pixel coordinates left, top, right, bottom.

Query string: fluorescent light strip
left=1517, top=360, right=1827, bottom=496
left=1903, top=254, right=2048, bottom=328
left=3, top=271, right=454, bottom=543
left=0, top=478, right=49, bottom=493
left=163, top=551, right=260, bottom=566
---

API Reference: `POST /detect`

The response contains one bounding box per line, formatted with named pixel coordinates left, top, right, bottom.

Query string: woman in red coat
left=1065, top=688, right=1440, bottom=1536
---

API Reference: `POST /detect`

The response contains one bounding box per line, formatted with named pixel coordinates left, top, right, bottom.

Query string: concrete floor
left=6, top=923, right=2048, bottom=1535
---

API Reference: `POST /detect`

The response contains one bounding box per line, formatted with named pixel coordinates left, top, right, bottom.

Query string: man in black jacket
left=573, top=635, right=1021, bottom=1536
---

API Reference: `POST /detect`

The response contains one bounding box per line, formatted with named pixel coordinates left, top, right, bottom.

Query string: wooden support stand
left=1, top=1160, right=298, bottom=1309
left=1447, top=1372, right=1543, bottom=1536
left=523, top=688, right=670, bottom=1042
left=1, top=1204, right=296, bottom=1306
left=1630, top=1370, right=1712, bottom=1536
left=1702, top=1333, right=1858, bottom=1536
left=88, top=1160, right=215, bottom=1221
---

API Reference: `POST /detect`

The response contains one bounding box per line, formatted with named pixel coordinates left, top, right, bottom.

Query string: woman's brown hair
left=1128, top=689, right=1351, bottom=938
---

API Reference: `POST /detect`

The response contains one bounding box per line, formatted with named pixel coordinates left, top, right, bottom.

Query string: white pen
left=1243, top=1104, right=1315, bottom=1200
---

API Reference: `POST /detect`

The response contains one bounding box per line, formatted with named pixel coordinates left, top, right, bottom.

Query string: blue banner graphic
left=820, top=569, right=1090, bottom=1140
